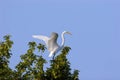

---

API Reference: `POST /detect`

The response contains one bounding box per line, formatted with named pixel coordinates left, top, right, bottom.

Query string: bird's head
left=63, top=31, right=72, bottom=35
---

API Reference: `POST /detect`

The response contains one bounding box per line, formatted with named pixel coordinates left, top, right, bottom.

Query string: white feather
left=32, top=35, right=49, bottom=46
left=32, top=31, right=71, bottom=59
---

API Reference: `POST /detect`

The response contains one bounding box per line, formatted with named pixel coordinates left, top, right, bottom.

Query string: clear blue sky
left=0, top=0, right=120, bottom=80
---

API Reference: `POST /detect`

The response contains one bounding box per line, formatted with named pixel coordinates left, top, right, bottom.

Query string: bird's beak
left=67, top=32, right=72, bottom=35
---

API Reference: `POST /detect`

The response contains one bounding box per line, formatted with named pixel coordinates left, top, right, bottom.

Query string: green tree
left=15, top=42, right=47, bottom=80
left=46, top=47, right=79, bottom=80
left=0, top=35, right=79, bottom=80
left=0, top=35, right=14, bottom=80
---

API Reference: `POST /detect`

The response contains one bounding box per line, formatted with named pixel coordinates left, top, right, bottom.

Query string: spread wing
left=32, top=35, right=49, bottom=46
left=47, top=33, right=59, bottom=52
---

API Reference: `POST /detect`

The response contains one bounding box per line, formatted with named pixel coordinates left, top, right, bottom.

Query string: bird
left=32, top=31, right=72, bottom=59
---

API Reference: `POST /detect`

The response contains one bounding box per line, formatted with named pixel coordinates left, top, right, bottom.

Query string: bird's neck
left=61, top=32, right=65, bottom=48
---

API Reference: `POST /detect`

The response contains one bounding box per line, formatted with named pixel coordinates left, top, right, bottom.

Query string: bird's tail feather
left=49, top=52, right=53, bottom=57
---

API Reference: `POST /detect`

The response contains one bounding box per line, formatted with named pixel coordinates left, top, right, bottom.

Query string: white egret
left=32, top=31, right=71, bottom=59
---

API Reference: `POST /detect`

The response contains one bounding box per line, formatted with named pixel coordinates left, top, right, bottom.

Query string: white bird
left=32, top=31, right=72, bottom=59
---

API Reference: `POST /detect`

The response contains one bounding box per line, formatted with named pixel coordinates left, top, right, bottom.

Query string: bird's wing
left=47, top=35, right=59, bottom=52
left=32, top=35, right=49, bottom=46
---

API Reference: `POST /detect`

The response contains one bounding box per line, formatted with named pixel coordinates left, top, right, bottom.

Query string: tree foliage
left=0, top=35, right=14, bottom=80
left=0, top=35, right=79, bottom=80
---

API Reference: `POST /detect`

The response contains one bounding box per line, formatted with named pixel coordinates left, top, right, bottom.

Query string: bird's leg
left=52, top=54, right=55, bottom=60
left=51, top=56, right=54, bottom=63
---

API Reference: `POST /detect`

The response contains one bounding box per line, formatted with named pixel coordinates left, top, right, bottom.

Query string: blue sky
left=0, top=0, right=120, bottom=80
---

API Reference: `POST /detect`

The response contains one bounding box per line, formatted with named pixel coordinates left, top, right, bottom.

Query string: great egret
left=32, top=31, right=71, bottom=59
